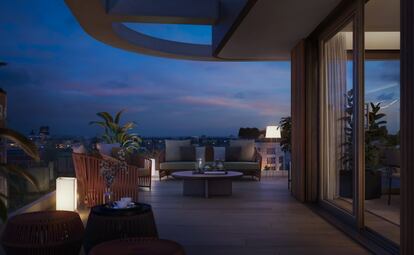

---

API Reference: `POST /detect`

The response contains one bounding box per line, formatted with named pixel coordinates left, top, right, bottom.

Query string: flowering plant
left=100, top=148, right=128, bottom=189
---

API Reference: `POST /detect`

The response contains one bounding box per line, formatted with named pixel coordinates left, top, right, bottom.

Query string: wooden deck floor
left=138, top=176, right=371, bottom=255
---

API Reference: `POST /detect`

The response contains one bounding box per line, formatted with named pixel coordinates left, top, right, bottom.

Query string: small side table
left=89, top=238, right=185, bottom=255
left=1, top=211, right=84, bottom=255
left=84, top=203, right=158, bottom=254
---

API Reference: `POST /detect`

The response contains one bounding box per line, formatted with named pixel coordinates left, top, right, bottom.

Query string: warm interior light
left=265, top=126, right=281, bottom=139
left=56, top=177, right=77, bottom=211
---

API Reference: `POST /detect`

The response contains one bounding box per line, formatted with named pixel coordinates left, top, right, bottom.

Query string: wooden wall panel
left=400, top=0, right=414, bottom=253
left=291, top=40, right=306, bottom=202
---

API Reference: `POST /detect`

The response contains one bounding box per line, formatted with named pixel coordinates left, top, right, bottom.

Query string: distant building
left=255, top=140, right=286, bottom=171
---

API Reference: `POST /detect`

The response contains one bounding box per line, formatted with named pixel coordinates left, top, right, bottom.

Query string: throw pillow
left=72, top=144, right=87, bottom=154
left=165, top=140, right=191, bottom=161
left=230, top=140, right=255, bottom=161
left=195, top=146, right=206, bottom=163
left=213, top=147, right=226, bottom=161
left=225, top=146, right=241, bottom=162
left=180, top=146, right=196, bottom=161
left=97, top=143, right=120, bottom=157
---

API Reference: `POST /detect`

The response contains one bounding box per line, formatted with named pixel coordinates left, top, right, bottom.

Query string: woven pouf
left=1, top=211, right=84, bottom=255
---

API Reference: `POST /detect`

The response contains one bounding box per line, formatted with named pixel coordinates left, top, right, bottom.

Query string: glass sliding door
left=364, top=0, right=400, bottom=246
left=320, top=19, right=356, bottom=214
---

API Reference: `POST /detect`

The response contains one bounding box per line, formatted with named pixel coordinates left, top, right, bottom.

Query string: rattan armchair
left=72, top=153, right=151, bottom=207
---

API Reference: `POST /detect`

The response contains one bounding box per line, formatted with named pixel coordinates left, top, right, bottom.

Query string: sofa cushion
left=195, top=146, right=206, bottom=162
left=225, top=146, right=241, bottom=161
left=165, top=140, right=191, bottom=161
left=214, top=147, right=225, bottom=161
left=230, top=140, right=255, bottom=161
left=224, top=162, right=259, bottom=171
left=180, top=146, right=196, bottom=161
left=159, top=162, right=196, bottom=170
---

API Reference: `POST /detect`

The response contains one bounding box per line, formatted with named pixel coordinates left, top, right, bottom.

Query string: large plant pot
left=365, top=170, right=382, bottom=200
left=339, top=170, right=382, bottom=200
left=339, top=170, right=353, bottom=198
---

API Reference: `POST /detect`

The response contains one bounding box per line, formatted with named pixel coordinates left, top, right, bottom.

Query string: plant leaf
left=0, top=128, right=39, bottom=161
left=97, top=112, right=114, bottom=123
left=0, top=164, right=39, bottom=191
left=114, top=109, right=125, bottom=124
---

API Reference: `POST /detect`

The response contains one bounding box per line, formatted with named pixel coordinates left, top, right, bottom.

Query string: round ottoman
left=1, top=210, right=84, bottom=255
left=89, top=238, right=185, bottom=255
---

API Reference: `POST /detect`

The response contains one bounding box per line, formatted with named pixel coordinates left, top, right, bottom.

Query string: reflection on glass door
left=321, top=20, right=355, bottom=213
left=364, top=0, right=400, bottom=245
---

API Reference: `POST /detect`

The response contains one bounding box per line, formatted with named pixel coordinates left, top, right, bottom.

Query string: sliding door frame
left=311, top=0, right=365, bottom=229
left=304, top=0, right=405, bottom=253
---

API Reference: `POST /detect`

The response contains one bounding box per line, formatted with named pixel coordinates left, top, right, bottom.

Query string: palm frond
left=0, top=128, right=39, bottom=161
left=0, top=164, right=39, bottom=191
left=114, top=109, right=125, bottom=124
left=97, top=112, right=114, bottom=123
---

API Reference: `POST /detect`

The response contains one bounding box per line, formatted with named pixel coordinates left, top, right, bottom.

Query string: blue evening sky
left=0, top=1, right=290, bottom=137
left=0, top=1, right=399, bottom=137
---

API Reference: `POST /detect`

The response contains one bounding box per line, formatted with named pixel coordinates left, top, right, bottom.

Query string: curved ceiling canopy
left=65, top=0, right=360, bottom=61
left=123, top=23, right=212, bottom=45
left=65, top=0, right=220, bottom=60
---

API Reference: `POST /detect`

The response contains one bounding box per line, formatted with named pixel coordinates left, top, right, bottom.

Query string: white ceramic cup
left=121, top=197, right=132, bottom=204
left=116, top=200, right=128, bottom=208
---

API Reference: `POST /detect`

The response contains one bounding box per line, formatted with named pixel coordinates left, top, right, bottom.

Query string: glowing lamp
left=56, top=177, right=77, bottom=211
left=265, top=126, right=281, bottom=139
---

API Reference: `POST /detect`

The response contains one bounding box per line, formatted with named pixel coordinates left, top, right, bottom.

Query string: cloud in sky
left=0, top=1, right=291, bottom=137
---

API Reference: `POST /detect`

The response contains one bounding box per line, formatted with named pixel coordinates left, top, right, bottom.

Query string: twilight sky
left=0, top=1, right=290, bottom=137
left=0, top=1, right=400, bottom=137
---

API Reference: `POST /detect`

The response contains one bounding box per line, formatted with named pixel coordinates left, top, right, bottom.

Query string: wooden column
left=291, top=40, right=306, bottom=202
left=400, top=0, right=414, bottom=253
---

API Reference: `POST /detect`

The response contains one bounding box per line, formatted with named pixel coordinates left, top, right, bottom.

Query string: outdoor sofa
left=157, top=139, right=262, bottom=181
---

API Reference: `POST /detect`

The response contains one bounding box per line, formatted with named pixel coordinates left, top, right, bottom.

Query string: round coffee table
left=172, top=171, right=242, bottom=198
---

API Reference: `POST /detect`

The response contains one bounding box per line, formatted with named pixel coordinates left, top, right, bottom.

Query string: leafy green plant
left=342, top=89, right=388, bottom=171
left=342, top=89, right=354, bottom=171
left=279, top=117, right=291, bottom=153
left=0, top=128, right=39, bottom=222
left=90, top=110, right=141, bottom=152
left=365, top=102, right=388, bottom=170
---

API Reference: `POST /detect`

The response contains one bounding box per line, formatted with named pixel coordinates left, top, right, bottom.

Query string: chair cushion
left=214, top=147, right=225, bottom=161
left=165, top=140, right=191, bottom=161
left=230, top=140, right=255, bottom=161
left=226, top=146, right=241, bottom=161
left=97, top=143, right=120, bottom=157
left=223, top=162, right=259, bottom=170
left=180, top=146, right=196, bottom=161
left=160, top=162, right=196, bottom=170
left=72, top=144, right=87, bottom=154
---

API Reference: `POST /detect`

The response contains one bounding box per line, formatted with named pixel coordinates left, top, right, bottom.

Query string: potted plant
left=340, top=91, right=385, bottom=199
left=90, top=110, right=141, bottom=203
left=90, top=110, right=141, bottom=154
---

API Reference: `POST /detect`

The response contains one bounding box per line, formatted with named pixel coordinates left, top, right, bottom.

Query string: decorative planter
left=339, top=169, right=382, bottom=199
